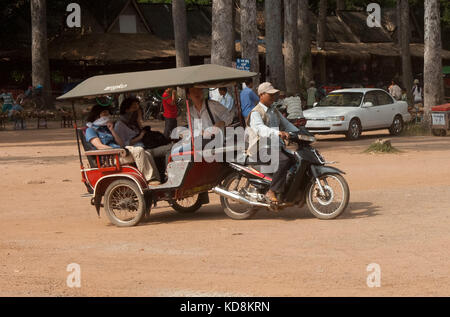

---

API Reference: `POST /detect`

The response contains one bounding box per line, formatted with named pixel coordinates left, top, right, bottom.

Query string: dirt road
left=1, top=123, right=449, bottom=296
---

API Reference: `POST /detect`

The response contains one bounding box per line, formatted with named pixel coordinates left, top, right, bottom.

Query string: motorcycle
left=144, top=95, right=164, bottom=120
left=213, top=128, right=350, bottom=220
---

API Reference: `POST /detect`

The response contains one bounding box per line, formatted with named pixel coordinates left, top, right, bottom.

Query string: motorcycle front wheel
left=306, top=173, right=349, bottom=220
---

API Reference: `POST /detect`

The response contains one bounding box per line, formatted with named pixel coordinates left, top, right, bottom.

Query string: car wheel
left=389, top=115, right=403, bottom=136
left=346, top=119, right=361, bottom=140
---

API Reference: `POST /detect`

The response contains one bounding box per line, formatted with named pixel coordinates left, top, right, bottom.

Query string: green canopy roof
left=57, top=64, right=258, bottom=100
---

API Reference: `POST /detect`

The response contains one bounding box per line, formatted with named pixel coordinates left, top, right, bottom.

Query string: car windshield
left=317, top=92, right=363, bottom=107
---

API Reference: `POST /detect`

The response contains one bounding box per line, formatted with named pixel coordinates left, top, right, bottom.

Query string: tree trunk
left=264, top=0, right=285, bottom=90
left=240, top=0, right=259, bottom=87
left=396, top=1, right=402, bottom=49
left=172, top=0, right=190, bottom=68
left=211, top=0, right=234, bottom=67
left=298, top=0, right=313, bottom=91
left=317, top=0, right=326, bottom=50
left=400, top=0, right=413, bottom=105
left=317, top=0, right=327, bottom=84
left=284, top=0, right=299, bottom=96
left=336, top=0, right=345, bottom=11
left=31, top=0, right=52, bottom=109
left=424, top=0, right=443, bottom=127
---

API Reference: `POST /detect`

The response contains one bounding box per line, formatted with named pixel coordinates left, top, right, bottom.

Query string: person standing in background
left=240, top=78, right=259, bottom=118
left=218, top=87, right=235, bottom=118
left=162, top=87, right=178, bottom=139
left=306, top=81, right=317, bottom=109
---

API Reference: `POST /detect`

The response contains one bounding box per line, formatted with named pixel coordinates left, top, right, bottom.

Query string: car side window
left=376, top=91, right=394, bottom=105
left=363, top=92, right=378, bottom=106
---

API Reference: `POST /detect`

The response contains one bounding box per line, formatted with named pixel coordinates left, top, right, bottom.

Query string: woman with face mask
left=85, top=103, right=161, bottom=186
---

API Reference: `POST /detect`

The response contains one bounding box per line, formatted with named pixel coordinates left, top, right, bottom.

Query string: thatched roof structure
left=49, top=33, right=211, bottom=62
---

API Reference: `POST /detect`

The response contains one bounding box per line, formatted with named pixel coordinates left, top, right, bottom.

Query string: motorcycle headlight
left=325, top=116, right=345, bottom=121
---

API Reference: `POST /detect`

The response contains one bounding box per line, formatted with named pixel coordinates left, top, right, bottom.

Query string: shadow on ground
left=138, top=200, right=381, bottom=226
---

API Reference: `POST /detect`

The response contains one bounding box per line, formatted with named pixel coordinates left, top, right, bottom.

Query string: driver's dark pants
left=270, top=151, right=293, bottom=193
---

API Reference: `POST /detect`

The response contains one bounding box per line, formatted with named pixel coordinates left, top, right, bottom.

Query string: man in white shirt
left=218, top=87, right=235, bottom=115
left=388, top=80, right=402, bottom=100
left=187, top=87, right=233, bottom=138
left=247, top=82, right=292, bottom=204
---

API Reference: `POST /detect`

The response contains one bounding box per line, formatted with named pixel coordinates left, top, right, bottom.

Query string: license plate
left=432, top=113, right=446, bottom=126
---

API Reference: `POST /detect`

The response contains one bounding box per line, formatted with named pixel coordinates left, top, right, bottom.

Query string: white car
left=303, top=88, right=412, bottom=140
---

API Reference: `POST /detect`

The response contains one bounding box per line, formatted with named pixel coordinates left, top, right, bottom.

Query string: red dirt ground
left=1, top=122, right=449, bottom=296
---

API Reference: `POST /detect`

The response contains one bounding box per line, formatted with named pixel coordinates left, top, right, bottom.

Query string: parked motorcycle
left=213, top=128, right=349, bottom=220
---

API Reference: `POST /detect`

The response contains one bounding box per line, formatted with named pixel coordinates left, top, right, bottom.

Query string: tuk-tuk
left=58, top=64, right=257, bottom=226
left=59, top=64, right=349, bottom=227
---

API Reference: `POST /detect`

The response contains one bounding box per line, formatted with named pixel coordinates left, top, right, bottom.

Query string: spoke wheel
left=306, top=174, right=349, bottom=220
left=220, top=173, right=258, bottom=220
left=170, top=194, right=202, bottom=213
left=104, top=179, right=146, bottom=227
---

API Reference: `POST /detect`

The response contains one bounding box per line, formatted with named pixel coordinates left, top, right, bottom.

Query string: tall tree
left=211, top=0, right=234, bottom=67
left=31, top=0, right=52, bottom=109
left=284, top=0, right=299, bottom=96
left=317, top=0, right=327, bottom=84
left=424, top=0, right=443, bottom=127
left=400, top=0, right=413, bottom=105
left=317, top=0, right=326, bottom=50
left=240, top=0, right=259, bottom=87
left=172, top=0, right=190, bottom=68
left=298, top=0, right=313, bottom=90
left=264, top=0, right=285, bottom=90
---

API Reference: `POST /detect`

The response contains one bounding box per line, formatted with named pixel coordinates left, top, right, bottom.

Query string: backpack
left=141, top=129, right=170, bottom=149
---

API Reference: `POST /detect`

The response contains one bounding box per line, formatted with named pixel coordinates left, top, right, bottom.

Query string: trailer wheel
left=104, top=179, right=146, bottom=227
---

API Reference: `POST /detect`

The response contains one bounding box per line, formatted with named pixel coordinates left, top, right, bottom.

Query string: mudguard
left=312, top=165, right=346, bottom=177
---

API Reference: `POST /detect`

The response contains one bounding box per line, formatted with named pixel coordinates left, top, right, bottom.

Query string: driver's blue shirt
left=85, top=126, right=120, bottom=149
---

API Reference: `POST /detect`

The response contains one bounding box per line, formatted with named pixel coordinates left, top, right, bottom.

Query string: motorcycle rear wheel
left=306, top=173, right=349, bottom=220
left=220, top=173, right=258, bottom=220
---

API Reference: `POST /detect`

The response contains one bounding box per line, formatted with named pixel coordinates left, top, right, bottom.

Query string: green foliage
left=401, top=122, right=432, bottom=136
left=11, top=70, right=25, bottom=83
left=364, top=141, right=400, bottom=153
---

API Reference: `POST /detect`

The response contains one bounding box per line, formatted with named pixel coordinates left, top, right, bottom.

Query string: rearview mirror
left=362, top=102, right=374, bottom=108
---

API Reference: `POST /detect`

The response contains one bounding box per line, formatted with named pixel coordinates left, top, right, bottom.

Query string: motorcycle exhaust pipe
left=212, top=186, right=270, bottom=208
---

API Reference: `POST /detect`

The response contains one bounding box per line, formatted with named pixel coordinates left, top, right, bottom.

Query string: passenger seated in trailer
left=114, top=97, right=173, bottom=173
left=84, top=104, right=161, bottom=186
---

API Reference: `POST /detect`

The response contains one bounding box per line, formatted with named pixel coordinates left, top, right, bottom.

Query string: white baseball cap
left=257, top=82, right=280, bottom=95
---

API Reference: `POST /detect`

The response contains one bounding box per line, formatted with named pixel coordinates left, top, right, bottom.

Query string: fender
left=311, top=165, right=346, bottom=177
left=228, top=162, right=272, bottom=181
left=92, top=173, right=147, bottom=216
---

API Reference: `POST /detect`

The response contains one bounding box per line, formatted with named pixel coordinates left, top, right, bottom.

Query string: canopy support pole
left=71, top=100, right=83, bottom=168
left=234, top=85, right=245, bottom=127
left=185, top=88, right=195, bottom=162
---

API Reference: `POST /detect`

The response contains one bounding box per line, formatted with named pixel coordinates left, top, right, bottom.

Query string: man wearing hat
left=412, top=79, right=423, bottom=105
left=246, top=82, right=292, bottom=204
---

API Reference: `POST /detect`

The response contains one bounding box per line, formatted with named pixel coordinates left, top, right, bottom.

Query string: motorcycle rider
left=246, top=82, right=296, bottom=204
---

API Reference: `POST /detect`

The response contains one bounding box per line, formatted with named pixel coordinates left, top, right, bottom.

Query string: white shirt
left=188, top=99, right=233, bottom=137
left=218, top=92, right=235, bottom=112
left=389, top=85, right=402, bottom=100
left=412, top=85, right=423, bottom=102
left=249, top=103, right=280, bottom=139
